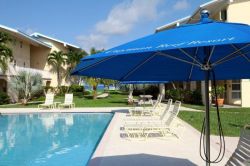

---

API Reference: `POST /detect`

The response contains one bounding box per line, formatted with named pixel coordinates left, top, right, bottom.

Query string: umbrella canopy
left=120, top=81, right=168, bottom=84
left=72, top=13, right=250, bottom=82
left=72, top=11, right=250, bottom=166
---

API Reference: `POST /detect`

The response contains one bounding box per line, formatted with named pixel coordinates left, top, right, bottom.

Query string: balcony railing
left=0, top=65, right=52, bottom=80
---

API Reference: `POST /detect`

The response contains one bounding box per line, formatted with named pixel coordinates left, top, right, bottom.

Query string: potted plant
left=210, top=86, right=225, bottom=107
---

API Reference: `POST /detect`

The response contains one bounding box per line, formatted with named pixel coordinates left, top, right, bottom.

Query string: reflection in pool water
left=0, top=113, right=113, bottom=166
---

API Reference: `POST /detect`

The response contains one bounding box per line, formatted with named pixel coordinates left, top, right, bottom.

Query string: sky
left=0, top=0, right=209, bottom=52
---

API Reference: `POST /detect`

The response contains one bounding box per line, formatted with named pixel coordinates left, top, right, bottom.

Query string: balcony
left=0, top=65, right=52, bottom=80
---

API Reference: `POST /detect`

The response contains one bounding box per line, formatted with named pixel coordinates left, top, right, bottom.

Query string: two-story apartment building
left=0, top=24, right=81, bottom=101
left=156, top=0, right=250, bottom=107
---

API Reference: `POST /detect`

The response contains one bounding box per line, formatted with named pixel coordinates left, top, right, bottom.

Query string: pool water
left=0, top=113, right=113, bottom=166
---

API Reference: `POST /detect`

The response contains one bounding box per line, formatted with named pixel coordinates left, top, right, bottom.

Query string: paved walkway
left=89, top=112, right=237, bottom=166
left=0, top=107, right=238, bottom=166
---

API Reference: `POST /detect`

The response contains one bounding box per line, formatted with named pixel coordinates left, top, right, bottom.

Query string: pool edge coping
left=88, top=113, right=120, bottom=166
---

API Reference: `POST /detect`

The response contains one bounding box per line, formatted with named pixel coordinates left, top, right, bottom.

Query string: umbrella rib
left=157, top=52, right=201, bottom=67
left=76, top=55, right=116, bottom=73
left=206, top=46, right=215, bottom=65
left=188, top=47, right=199, bottom=80
left=212, top=44, right=250, bottom=66
left=212, top=53, right=241, bottom=66
left=120, top=53, right=157, bottom=80
left=231, top=44, right=250, bottom=62
left=213, top=50, right=250, bottom=66
left=178, top=48, right=203, bottom=66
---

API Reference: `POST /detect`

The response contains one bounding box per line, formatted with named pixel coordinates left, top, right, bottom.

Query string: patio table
left=138, top=95, right=153, bottom=106
left=54, top=102, right=61, bottom=108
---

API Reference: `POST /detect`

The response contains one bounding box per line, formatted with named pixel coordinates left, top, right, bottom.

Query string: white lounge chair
left=123, top=101, right=181, bottom=139
left=38, top=93, right=55, bottom=109
left=128, top=95, right=164, bottom=116
left=225, top=125, right=250, bottom=166
left=125, top=99, right=172, bottom=121
left=59, top=94, right=75, bottom=109
left=152, top=93, right=164, bottom=107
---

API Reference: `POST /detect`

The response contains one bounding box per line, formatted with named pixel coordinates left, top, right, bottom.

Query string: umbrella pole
left=205, top=70, right=210, bottom=166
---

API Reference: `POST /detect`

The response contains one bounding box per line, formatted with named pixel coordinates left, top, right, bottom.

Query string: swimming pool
left=0, top=113, right=113, bottom=166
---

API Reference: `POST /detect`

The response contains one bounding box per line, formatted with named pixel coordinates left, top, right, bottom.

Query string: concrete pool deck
left=0, top=107, right=239, bottom=166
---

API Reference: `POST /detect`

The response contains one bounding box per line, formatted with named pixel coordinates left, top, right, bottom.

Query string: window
left=232, top=80, right=241, bottom=99
left=220, top=9, right=227, bottom=21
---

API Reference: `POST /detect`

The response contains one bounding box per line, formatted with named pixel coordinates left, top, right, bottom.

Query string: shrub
left=165, top=89, right=186, bottom=102
left=58, top=86, right=69, bottom=95
left=0, top=91, right=9, bottom=105
left=73, top=92, right=84, bottom=98
left=43, top=86, right=55, bottom=93
left=31, top=95, right=45, bottom=102
left=145, top=85, right=159, bottom=99
left=166, top=88, right=203, bottom=105
left=10, top=71, right=43, bottom=104
left=184, top=89, right=202, bottom=105
left=84, top=90, right=91, bottom=96
left=31, top=89, right=44, bottom=100
left=190, top=89, right=202, bottom=105
left=132, top=89, right=143, bottom=96
left=69, top=84, right=84, bottom=93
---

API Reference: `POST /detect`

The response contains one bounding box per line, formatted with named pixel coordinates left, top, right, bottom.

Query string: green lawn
left=182, top=103, right=250, bottom=113
left=1, top=93, right=249, bottom=137
left=180, top=104, right=250, bottom=136
left=0, top=91, right=130, bottom=108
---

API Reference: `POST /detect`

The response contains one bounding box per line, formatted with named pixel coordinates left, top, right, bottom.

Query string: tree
left=65, top=50, right=88, bottom=84
left=48, top=50, right=66, bottom=87
left=85, top=77, right=100, bottom=99
left=10, top=71, right=43, bottom=105
left=0, top=32, right=13, bottom=73
left=90, top=47, right=104, bottom=55
left=101, top=79, right=116, bottom=90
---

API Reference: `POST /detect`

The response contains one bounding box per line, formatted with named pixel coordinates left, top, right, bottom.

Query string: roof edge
left=0, top=24, right=51, bottom=48
left=31, top=32, right=81, bottom=49
left=155, top=0, right=232, bottom=32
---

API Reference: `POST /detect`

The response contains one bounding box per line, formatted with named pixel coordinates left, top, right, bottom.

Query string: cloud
left=76, top=34, right=108, bottom=51
left=76, top=0, right=163, bottom=51
left=173, top=0, right=190, bottom=10
left=96, top=0, right=162, bottom=35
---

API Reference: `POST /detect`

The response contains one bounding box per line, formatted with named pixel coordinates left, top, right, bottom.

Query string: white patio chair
left=59, top=94, right=75, bottom=109
left=38, top=93, right=55, bottom=109
left=123, top=101, right=181, bottom=139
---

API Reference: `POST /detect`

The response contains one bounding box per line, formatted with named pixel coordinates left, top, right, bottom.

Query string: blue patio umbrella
left=72, top=10, right=250, bottom=165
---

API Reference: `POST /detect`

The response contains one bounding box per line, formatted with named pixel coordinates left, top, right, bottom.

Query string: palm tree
left=85, top=77, right=100, bottom=99
left=0, top=32, right=13, bottom=73
left=48, top=50, right=66, bottom=87
left=65, top=50, right=88, bottom=84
